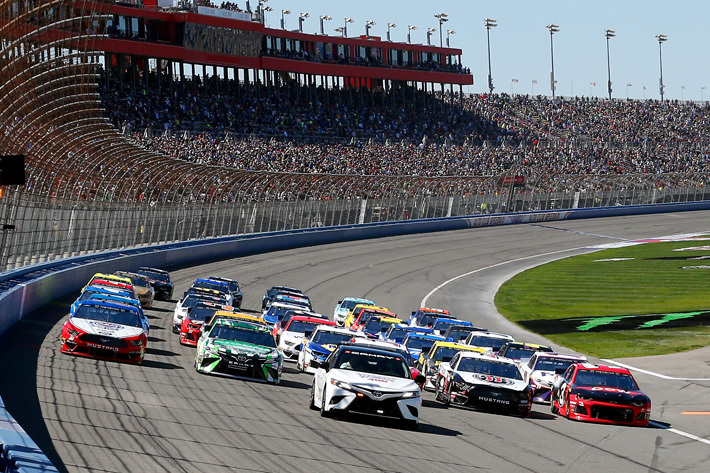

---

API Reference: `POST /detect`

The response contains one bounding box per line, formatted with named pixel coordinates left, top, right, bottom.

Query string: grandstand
left=0, top=0, right=707, bottom=271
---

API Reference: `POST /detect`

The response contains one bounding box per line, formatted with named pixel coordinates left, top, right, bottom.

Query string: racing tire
left=320, top=388, right=333, bottom=418
left=551, top=402, right=559, bottom=415
left=435, top=376, right=449, bottom=406
left=296, top=357, right=304, bottom=372
left=564, top=391, right=571, bottom=419
left=309, top=383, right=318, bottom=411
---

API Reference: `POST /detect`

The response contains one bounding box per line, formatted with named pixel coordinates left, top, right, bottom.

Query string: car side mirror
left=415, top=374, right=426, bottom=385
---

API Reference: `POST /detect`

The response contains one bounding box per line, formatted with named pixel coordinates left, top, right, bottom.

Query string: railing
left=0, top=172, right=707, bottom=272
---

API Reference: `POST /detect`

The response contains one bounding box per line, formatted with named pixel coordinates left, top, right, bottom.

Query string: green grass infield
left=495, top=239, right=710, bottom=358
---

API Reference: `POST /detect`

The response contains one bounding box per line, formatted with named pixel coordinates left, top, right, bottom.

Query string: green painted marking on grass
left=638, top=312, right=703, bottom=328
left=577, top=316, right=628, bottom=331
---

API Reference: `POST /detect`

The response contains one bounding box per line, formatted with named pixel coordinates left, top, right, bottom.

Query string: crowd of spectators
left=196, top=1, right=244, bottom=11
left=100, top=76, right=710, bottom=178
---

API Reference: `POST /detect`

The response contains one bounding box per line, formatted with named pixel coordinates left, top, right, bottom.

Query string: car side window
left=450, top=353, right=460, bottom=368
left=563, top=365, right=575, bottom=383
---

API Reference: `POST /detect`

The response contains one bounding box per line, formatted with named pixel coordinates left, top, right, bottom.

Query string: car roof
left=288, top=316, right=335, bottom=325
left=209, top=311, right=264, bottom=324
left=575, top=363, right=631, bottom=374
left=433, top=318, right=471, bottom=324
left=533, top=352, right=587, bottom=361
left=432, top=341, right=485, bottom=352
left=503, top=342, right=552, bottom=350
left=76, top=299, right=137, bottom=311
left=367, top=316, right=402, bottom=324
left=138, top=266, right=169, bottom=274
left=416, top=307, right=451, bottom=315
left=335, top=345, right=408, bottom=359
left=405, top=333, right=448, bottom=341
left=312, top=325, right=358, bottom=335
left=214, top=318, right=269, bottom=331
left=467, top=331, right=514, bottom=339
left=343, top=297, right=375, bottom=303
left=458, top=350, right=519, bottom=364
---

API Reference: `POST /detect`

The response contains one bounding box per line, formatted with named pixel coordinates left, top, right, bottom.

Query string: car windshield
left=129, top=277, right=150, bottom=288
left=74, top=304, right=143, bottom=328
left=431, top=346, right=462, bottom=363
left=193, top=281, right=228, bottom=294
left=139, top=270, right=170, bottom=282
left=432, top=320, right=461, bottom=330
left=405, top=337, right=434, bottom=351
left=447, top=329, right=471, bottom=342
left=269, top=306, right=301, bottom=320
left=503, top=347, right=537, bottom=360
left=364, top=319, right=391, bottom=333
left=188, top=307, right=218, bottom=322
left=286, top=320, right=320, bottom=333
left=210, top=325, right=276, bottom=347
left=574, top=370, right=639, bottom=391
left=386, top=327, right=408, bottom=340
left=417, top=314, right=443, bottom=327
left=214, top=280, right=239, bottom=293
left=343, top=300, right=372, bottom=310
left=312, top=331, right=353, bottom=345
left=335, top=350, right=410, bottom=378
left=468, top=336, right=508, bottom=351
left=534, top=358, right=578, bottom=372
left=458, top=358, right=523, bottom=380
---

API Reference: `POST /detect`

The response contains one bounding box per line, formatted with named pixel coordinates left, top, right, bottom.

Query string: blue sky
left=216, top=0, right=710, bottom=101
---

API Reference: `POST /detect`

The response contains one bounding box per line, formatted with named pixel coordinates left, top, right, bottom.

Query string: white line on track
left=648, top=422, right=710, bottom=446
left=600, top=359, right=710, bottom=382
left=420, top=247, right=583, bottom=307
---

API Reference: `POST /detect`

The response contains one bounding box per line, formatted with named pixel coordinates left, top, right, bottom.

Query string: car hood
left=309, top=342, right=338, bottom=354
left=211, top=339, right=279, bottom=358
left=572, top=386, right=649, bottom=403
left=530, top=370, right=558, bottom=386
left=456, top=371, right=528, bottom=391
left=71, top=318, right=144, bottom=338
left=331, top=369, right=418, bottom=391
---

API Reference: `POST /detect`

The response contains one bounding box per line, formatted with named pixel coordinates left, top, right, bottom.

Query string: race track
left=1, top=211, right=710, bottom=473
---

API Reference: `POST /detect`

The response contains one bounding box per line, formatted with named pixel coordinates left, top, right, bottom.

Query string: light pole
left=334, top=26, right=344, bottom=37
left=426, top=27, right=436, bottom=46
left=532, top=79, right=537, bottom=95
left=434, top=13, right=448, bottom=47
left=387, top=22, right=396, bottom=42
left=485, top=18, right=497, bottom=95
left=655, top=34, right=667, bottom=101
left=257, top=0, right=269, bottom=25
left=298, top=12, right=309, bottom=33
left=280, top=9, right=290, bottom=30
left=626, top=83, right=632, bottom=99
left=261, top=6, right=272, bottom=25
left=546, top=24, right=559, bottom=97
left=446, top=29, right=455, bottom=47
left=590, top=81, right=596, bottom=97
left=343, top=17, right=354, bottom=38
left=319, top=15, right=332, bottom=35
left=365, top=20, right=376, bottom=38
left=605, top=29, right=615, bottom=99
left=702, top=86, right=707, bottom=102
left=407, top=25, right=417, bottom=44
left=681, top=85, right=686, bottom=101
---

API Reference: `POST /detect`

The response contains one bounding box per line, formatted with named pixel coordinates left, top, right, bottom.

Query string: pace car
left=195, top=319, right=283, bottom=384
left=521, top=352, right=587, bottom=404
left=434, top=351, right=532, bottom=416
left=309, top=345, right=425, bottom=429
left=551, top=363, right=651, bottom=426
left=60, top=300, right=148, bottom=364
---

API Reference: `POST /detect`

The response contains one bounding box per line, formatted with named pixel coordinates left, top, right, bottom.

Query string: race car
left=115, top=271, right=155, bottom=308
left=60, top=300, right=148, bottom=364
left=342, top=337, right=426, bottom=389
left=262, top=301, right=308, bottom=326
left=208, top=276, right=243, bottom=308
left=463, top=330, right=515, bottom=353
left=417, top=340, right=485, bottom=390
left=434, top=351, right=532, bottom=416
left=173, top=291, right=228, bottom=332
left=430, top=318, right=473, bottom=336
left=333, top=297, right=376, bottom=326
left=202, top=311, right=265, bottom=337
left=190, top=278, right=233, bottom=305
left=278, top=316, right=336, bottom=361
left=262, top=285, right=304, bottom=310
left=179, top=302, right=223, bottom=346
left=195, top=319, right=283, bottom=384
left=70, top=284, right=135, bottom=315
left=137, top=267, right=174, bottom=301
left=442, top=324, right=486, bottom=343
left=267, top=293, right=312, bottom=312
left=521, top=352, right=587, bottom=404
left=344, top=304, right=389, bottom=329
left=297, top=326, right=365, bottom=373
left=309, top=345, right=425, bottom=430
left=272, top=308, right=328, bottom=341
left=401, top=333, right=449, bottom=363
left=357, top=316, right=403, bottom=338
left=551, top=363, right=651, bottom=426
left=381, top=324, right=433, bottom=344
left=497, top=342, right=553, bottom=364
left=349, top=308, right=397, bottom=332
left=408, top=307, right=453, bottom=328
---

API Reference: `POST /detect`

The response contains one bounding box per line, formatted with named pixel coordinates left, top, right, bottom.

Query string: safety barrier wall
left=1, top=200, right=710, bottom=471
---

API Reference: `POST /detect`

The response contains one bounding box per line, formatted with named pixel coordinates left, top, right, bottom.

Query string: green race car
left=195, top=319, right=283, bottom=384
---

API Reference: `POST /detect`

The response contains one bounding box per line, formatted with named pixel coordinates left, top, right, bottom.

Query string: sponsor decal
left=86, top=343, right=119, bottom=352
left=591, top=387, right=629, bottom=394
left=519, top=311, right=710, bottom=334
left=478, top=396, right=509, bottom=405
left=372, top=391, right=383, bottom=398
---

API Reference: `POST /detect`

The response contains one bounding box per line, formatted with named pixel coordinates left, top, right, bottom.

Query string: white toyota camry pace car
left=309, top=345, right=425, bottom=430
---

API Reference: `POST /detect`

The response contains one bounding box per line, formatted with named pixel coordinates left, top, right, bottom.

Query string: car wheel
left=320, top=387, right=332, bottom=418
left=309, top=383, right=318, bottom=411
left=435, top=376, right=449, bottom=406
left=564, top=391, right=571, bottom=419
left=297, top=357, right=303, bottom=372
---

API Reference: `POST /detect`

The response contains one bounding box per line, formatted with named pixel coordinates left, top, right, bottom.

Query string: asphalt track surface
left=2, top=211, right=710, bottom=473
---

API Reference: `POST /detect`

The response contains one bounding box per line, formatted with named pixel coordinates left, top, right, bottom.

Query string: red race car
left=551, top=363, right=651, bottom=426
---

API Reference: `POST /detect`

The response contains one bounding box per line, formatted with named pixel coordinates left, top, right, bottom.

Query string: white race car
left=333, top=297, right=375, bottom=326
left=310, top=345, right=425, bottom=430
left=463, top=330, right=514, bottom=353
left=297, top=326, right=364, bottom=373
left=521, top=352, right=587, bottom=404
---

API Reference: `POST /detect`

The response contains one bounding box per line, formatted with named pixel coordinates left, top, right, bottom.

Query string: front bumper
left=568, top=396, right=651, bottom=426
left=61, top=335, right=145, bottom=364
left=196, top=352, right=282, bottom=384
left=449, top=383, right=531, bottom=416
left=324, top=385, right=420, bottom=422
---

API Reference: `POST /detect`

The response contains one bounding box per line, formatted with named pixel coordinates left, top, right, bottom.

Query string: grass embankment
left=495, top=240, right=710, bottom=358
